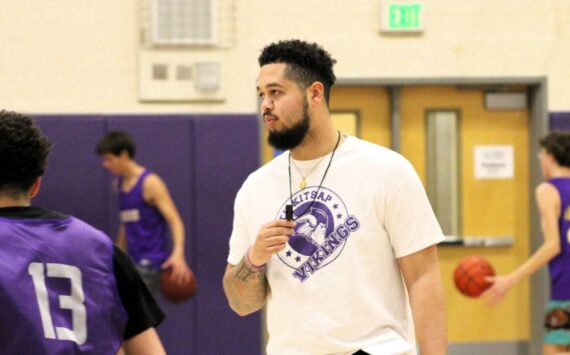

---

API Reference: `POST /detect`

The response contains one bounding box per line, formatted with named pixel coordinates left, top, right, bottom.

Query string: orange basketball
left=453, top=255, right=495, bottom=298
left=160, top=268, right=197, bottom=303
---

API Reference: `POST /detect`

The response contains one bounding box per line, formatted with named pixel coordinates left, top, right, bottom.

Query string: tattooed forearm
left=235, top=261, right=255, bottom=282
left=223, top=256, right=268, bottom=316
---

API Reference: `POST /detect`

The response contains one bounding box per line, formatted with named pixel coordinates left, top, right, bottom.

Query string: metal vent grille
left=151, top=0, right=217, bottom=45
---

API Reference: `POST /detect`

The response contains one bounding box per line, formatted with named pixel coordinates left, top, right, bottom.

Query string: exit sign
left=381, top=2, right=424, bottom=33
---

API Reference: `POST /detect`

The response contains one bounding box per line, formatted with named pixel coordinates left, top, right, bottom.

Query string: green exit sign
left=382, top=2, right=424, bottom=33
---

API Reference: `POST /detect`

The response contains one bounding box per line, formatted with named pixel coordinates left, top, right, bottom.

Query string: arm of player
left=483, top=182, right=561, bottom=306
left=117, top=224, right=127, bottom=251
left=397, top=245, right=447, bottom=355
left=144, top=174, right=191, bottom=283
left=113, top=246, right=165, bottom=354
left=122, top=327, right=166, bottom=355
left=222, top=220, right=295, bottom=316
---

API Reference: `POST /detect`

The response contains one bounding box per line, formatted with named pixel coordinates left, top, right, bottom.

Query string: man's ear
left=307, top=82, right=325, bottom=106
left=29, top=177, right=42, bottom=198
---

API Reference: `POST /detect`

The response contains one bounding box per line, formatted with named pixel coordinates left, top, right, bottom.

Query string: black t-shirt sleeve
left=113, top=246, right=165, bottom=340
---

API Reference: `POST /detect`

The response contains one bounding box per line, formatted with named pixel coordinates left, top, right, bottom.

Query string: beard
left=267, top=99, right=310, bottom=151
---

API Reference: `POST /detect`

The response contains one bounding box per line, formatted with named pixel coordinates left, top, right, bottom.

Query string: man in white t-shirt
left=222, top=39, right=447, bottom=355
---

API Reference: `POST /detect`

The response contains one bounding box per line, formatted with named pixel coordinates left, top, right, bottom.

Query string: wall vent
left=150, top=0, right=218, bottom=45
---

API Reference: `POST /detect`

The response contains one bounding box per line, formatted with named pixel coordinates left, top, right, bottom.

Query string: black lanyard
left=286, top=131, right=341, bottom=221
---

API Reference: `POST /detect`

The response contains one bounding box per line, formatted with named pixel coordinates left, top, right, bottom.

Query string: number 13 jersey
left=0, top=206, right=127, bottom=354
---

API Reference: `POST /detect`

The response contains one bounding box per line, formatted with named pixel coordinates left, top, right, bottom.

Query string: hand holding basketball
left=453, top=255, right=495, bottom=298
left=481, top=274, right=516, bottom=306
left=161, top=251, right=192, bottom=285
left=160, top=267, right=197, bottom=303
left=249, top=220, right=296, bottom=266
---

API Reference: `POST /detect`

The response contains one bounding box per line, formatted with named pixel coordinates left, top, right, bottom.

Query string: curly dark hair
left=258, top=39, right=337, bottom=105
left=0, top=110, right=52, bottom=195
left=96, top=131, right=136, bottom=158
left=540, top=131, right=570, bottom=168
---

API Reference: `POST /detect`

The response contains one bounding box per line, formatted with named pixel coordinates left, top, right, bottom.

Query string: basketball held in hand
left=453, top=255, right=495, bottom=298
left=160, top=268, right=197, bottom=303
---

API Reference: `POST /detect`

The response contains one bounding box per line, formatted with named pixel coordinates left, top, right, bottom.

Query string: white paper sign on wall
left=474, top=145, right=514, bottom=179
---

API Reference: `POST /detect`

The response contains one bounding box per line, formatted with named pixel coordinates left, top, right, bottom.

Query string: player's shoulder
left=535, top=182, right=563, bottom=215
left=141, top=171, right=169, bottom=197
left=536, top=181, right=560, bottom=200
left=142, top=171, right=164, bottom=186
left=66, top=216, right=114, bottom=246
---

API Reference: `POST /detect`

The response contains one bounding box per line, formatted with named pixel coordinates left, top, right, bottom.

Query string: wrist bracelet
left=245, top=248, right=266, bottom=272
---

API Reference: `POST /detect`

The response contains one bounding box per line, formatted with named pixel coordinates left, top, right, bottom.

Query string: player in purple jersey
left=485, top=132, right=570, bottom=354
left=0, top=110, right=166, bottom=354
left=96, top=131, right=191, bottom=290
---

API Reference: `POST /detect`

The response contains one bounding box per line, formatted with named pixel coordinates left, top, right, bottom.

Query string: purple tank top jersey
left=0, top=213, right=127, bottom=354
left=547, top=177, right=570, bottom=300
left=119, top=170, right=168, bottom=269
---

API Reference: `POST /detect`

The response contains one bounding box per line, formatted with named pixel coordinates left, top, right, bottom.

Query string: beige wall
left=1, top=0, right=570, bottom=113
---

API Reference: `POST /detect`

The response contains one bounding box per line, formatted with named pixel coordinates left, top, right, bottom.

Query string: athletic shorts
left=135, top=262, right=161, bottom=293
left=544, top=300, right=570, bottom=345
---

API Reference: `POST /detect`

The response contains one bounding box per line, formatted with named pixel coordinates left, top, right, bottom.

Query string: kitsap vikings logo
left=276, top=187, right=360, bottom=282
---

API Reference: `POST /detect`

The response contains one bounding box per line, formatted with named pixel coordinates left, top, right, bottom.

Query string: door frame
left=336, top=76, right=548, bottom=355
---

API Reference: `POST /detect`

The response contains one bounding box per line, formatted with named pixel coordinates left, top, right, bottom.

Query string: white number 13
left=28, top=262, right=87, bottom=345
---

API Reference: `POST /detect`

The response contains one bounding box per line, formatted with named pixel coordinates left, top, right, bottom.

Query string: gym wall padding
left=33, top=114, right=261, bottom=355
left=192, top=116, right=261, bottom=355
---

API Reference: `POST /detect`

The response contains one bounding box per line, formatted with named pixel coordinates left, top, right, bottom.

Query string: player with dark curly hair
left=0, top=111, right=51, bottom=195
left=485, top=131, right=570, bottom=355
left=223, top=40, right=447, bottom=354
left=0, top=110, right=166, bottom=354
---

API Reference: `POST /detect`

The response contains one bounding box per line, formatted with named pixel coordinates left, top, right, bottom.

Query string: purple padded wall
left=193, top=115, right=261, bottom=355
left=33, top=116, right=110, bottom=233
left=550, top=112, right=570, bottom=130
left=106, top=116, right=196, bottom=354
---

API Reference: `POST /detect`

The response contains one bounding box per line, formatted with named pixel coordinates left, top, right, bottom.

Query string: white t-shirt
left=227, top=136, right=444, bottom=355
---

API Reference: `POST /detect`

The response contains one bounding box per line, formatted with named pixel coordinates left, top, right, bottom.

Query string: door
left=400, top=86, right=531, bottom=346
